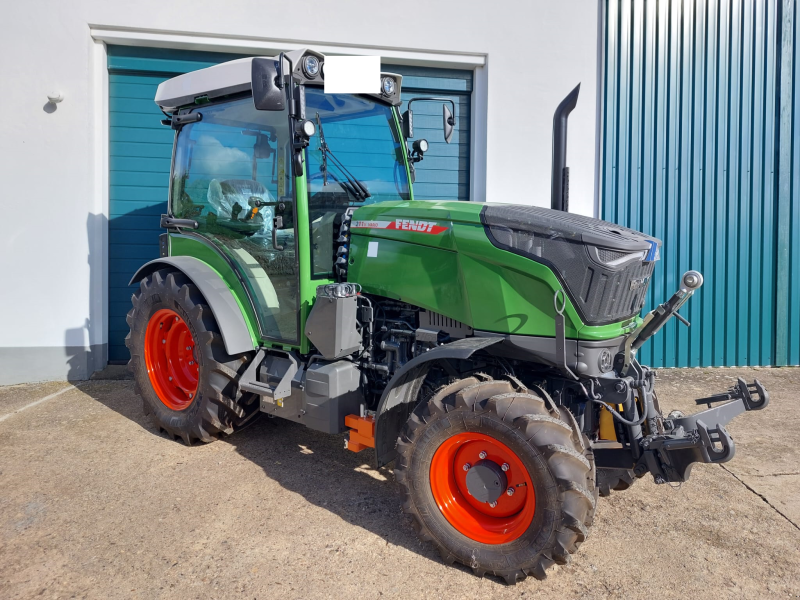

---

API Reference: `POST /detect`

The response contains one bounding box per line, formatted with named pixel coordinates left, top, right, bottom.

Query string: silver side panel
left=129, top=256, right=255, bottom=356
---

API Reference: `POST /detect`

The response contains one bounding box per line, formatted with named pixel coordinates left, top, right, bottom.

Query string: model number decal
left=351, top=219, right=448, bottom=235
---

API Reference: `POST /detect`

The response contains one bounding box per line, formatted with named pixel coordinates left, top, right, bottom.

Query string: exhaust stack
left=551, top=84, right=580, bottom=212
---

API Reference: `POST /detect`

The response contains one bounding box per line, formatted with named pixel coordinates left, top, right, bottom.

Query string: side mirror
left=251, top=57, right=285, bottom=111
left=443, top=104, right=455, bottom=144
left=402, top=109, right=413, bottom=138
left=407, top=97, right=456, bottom=143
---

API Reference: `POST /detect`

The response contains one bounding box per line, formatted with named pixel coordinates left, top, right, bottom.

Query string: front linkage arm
left=594, top=373, right=769, bottom=484
left=637, top=378, right=769, bottom=483
left=622, top=270, right=704, bottom=373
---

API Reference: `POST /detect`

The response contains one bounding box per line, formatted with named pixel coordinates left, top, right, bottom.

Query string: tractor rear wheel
left=126, top=268, right=259, bottom=444
left=395, top=376, right=596, bottom=584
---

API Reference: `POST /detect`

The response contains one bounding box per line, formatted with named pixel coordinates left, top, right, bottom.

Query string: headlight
left=303, top=55, right=320, bottom=78
left=382, top=77, right=396, bottom=96
left=297, top=119, right=316, bottom=138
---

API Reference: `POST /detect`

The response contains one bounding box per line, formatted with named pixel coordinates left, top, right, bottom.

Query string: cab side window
left=170, top=99, right=299, bottom=343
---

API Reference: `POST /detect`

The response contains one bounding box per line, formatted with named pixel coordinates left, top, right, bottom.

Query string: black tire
left=394, top=376, right=596, bottom=584
left=126, top=268, right=259, bottom=444
left=597, top=468, right=637, bottom=497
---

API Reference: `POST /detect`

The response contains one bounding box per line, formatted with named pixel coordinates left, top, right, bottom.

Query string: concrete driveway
left=1, top=367, right=798, bottom=599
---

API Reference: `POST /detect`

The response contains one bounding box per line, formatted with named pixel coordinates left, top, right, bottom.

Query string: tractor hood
left=481, top=204, right=661, bottom=325
left=348, top=200, right=661, bottom=330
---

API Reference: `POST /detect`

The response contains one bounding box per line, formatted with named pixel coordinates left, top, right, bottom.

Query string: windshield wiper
left=315, top=112, right=371, bottom=201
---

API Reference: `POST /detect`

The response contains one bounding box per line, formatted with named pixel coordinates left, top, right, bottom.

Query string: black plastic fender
left=373, top=336, right=504, bottom=467
left=129, top=256, right=255, bottom=356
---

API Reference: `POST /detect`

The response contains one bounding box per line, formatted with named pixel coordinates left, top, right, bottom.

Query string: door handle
left=272, top=216, right=284, bottom=251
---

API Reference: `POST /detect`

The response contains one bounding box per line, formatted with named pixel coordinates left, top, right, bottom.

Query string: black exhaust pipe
left=551, top=84, right=580, bottom=212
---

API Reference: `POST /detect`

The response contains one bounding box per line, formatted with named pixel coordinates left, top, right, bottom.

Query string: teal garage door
left=107, top=46, right=474, bottom=362
left=599, top=0, right=799, bottom=367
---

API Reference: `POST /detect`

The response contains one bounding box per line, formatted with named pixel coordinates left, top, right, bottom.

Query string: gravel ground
left=1, top=367, right=798, bottom=599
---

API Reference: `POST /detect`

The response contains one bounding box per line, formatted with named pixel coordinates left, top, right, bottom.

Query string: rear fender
left=130, top=257, right=255, bottom=356
left=373, top=336, right=503, bottom=467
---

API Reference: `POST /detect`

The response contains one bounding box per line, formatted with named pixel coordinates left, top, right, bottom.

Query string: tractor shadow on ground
left=225, top=415, right=443, bottom=556
left=83, top=381, right=484, bottom=577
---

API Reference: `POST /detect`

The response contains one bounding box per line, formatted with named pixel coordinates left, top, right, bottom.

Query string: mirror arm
left=277, top=52, right=286, bottom=89
left=407, top=97, right=456, bottom=115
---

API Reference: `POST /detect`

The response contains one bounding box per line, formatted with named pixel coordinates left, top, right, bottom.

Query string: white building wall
left=0, top=0, right=600, bottom=384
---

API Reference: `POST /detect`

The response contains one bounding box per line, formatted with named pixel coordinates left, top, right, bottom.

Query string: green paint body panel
left=169, top=234, right=260, bottom=346
left=348, top=201, right=639, bottom=341
left=294, top=173, right=313, bottom=354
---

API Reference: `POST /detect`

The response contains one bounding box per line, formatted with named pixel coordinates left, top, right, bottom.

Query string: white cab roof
left=155, top=57, right=262, bottom=112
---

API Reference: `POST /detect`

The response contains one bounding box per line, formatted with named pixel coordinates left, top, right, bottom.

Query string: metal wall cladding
left=601, top=0, right=798, bottom=367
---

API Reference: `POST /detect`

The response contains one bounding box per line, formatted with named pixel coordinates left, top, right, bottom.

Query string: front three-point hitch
left=594, top=272, right=770, bottom=484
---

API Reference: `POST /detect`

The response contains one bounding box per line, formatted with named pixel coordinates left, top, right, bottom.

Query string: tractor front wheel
left=126, top=268, right=259, bottom=444
left=395, top=376, right=596, bottom=584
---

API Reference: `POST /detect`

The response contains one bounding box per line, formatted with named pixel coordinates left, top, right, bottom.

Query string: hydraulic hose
left=588, top=394, right=647, bottom=427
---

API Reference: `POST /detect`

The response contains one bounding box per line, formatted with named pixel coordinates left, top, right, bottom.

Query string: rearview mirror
left=251, top=57, right=285, bottom=111
left=405, top=97, right=456, bottom=144
left=443, top=104, right=455, bottom=144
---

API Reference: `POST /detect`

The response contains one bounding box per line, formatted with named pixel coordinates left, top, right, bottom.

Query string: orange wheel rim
left=144, top=309, right=199, bottom=410
left=430, top=432, right=535, bottom=544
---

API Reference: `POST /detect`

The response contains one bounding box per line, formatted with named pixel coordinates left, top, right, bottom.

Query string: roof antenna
left=551, top=84, right=580, bottom=212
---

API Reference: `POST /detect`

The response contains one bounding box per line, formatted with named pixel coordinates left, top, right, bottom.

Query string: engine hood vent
left=481, top=204, right=662, bottom=326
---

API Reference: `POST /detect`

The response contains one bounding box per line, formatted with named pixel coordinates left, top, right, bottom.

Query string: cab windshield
left=305, top=88, right=409, bottom=277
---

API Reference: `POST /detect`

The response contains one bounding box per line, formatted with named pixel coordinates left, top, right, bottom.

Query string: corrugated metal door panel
left=601, top=0, right=782, bottom=367
left=786, top=0, right=800, bottom=365
left=106, top=47, right=473, bottom=362
left=391, top=65, right=473, bottom=201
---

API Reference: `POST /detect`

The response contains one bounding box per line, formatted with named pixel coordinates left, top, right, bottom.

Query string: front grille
left=597, top=248, right=629, bottom=263
left=481, top=205, right=661, bottom=326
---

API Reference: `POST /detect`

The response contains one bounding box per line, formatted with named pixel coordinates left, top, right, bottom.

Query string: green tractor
left=127, top=49, right=768, bottom=583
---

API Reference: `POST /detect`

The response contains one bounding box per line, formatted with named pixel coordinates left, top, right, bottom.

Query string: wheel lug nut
left=186, top=346, right=190, bottom=350
left=462, top=463, right=471, bottom=471
left=168, top=376, right=173, bottom=381
left=507, top=487, right=515, bottom=496
left=488, top=501, right=497, bottom=508
left=162, top=339, right=166, bottom=344
left=188, top=393, right=193, bottom=399
left=478, top=451, right=487, bottom=459
left=501, top=463, right=509, bottom=472
left=189, top=361, right=194, bottom=365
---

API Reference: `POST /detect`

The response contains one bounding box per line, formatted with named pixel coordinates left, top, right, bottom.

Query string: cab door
left=169, top=97, right=301, bottom=345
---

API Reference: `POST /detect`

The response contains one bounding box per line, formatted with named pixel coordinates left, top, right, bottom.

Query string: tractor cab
left=155, top=49, right=449, bottom=350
